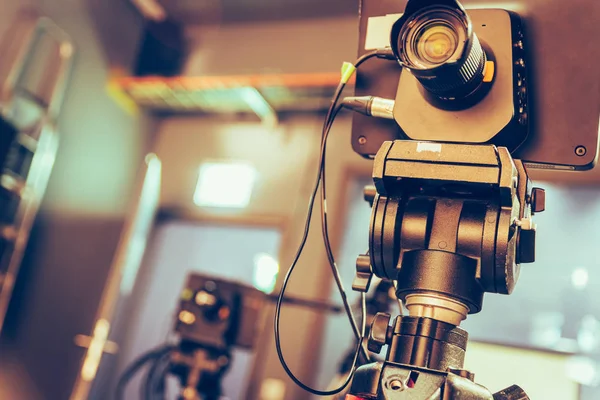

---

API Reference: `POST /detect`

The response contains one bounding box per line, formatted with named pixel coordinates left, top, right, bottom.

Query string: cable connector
left=340, top=62, right=357, bottom=84
left=342, top=96, right=395, bottom=120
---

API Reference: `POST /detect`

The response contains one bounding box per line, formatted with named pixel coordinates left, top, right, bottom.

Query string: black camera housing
left=174, top=273, right=265, bottom=350
left=352, top=0, right=599, bottom=170
left=393, top=9, right=528, bottom=152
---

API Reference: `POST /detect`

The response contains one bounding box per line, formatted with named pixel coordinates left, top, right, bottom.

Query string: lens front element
left=414, top=22, right=459, bottom=65
left=391, top=2, right=487, bottom=100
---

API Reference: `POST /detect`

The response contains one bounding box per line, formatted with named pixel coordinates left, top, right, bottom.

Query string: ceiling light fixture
left=193, top=161, right=257, bottom=208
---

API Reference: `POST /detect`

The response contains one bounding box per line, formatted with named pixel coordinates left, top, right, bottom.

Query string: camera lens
left=391, top=4, right=487, bottom=99
left=414, top=22, right=458, bottom=65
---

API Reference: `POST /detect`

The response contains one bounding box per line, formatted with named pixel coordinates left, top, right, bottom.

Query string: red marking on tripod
left=345, top=395, right=368, bottom=400
left=407, top=370, right=420, bottom=388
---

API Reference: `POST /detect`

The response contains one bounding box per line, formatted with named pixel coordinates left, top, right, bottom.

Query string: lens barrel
left=391, top=0, right=487, bottom=100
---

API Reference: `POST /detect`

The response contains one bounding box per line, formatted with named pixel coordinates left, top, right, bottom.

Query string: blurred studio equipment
left=134, top=17, right=188, bottom=78
left=130, top=0, right=188, bottom=77
left=117, top=272, right=343, bottom=400
left=274, top=0, right=599, bottom=399
left=0, top=9, right=74, bottom=334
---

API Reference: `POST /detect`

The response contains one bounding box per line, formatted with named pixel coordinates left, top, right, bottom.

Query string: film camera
left=174, top=273, right=265, bottom=351
left=116, top=274, right=266, bottom=400
left=116, top=272, right=343, bottom=400
left=171, top=273, right=266, bottom=400
left=332, top=0, right=598, bottom=399
left=352, top=0, right=599, bottom=170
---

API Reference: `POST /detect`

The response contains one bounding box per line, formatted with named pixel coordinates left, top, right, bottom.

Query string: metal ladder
left=0, top=9, right=75, bottom=333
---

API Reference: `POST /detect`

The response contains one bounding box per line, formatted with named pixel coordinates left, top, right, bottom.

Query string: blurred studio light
left=565, top=356, right=600, bottom=387
left=253, top=253, right=279, bottom=293
left=578, top=315, right=600, bottom=353
left=571, top=268, right=589, bottom=290
left=194, top=161, right=257, bottom=208
left=530, top=312, right=564, bottom=349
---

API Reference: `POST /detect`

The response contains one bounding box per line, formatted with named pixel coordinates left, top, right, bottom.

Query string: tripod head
left=348, top=141, right=544, bottom=399
left=354, top=140, right=545, bottom=323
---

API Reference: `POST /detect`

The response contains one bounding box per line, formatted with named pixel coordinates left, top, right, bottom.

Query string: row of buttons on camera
left=514, top=31, right=528, bottom=126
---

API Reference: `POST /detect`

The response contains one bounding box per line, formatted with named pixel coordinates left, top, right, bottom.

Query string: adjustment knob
left=493, top=385, right=530, bottom=400
left=531, top=188, right=545, bottom=214
left=518, top=228, right=536, bottom=264
left=368, top=312, right=391, bottom=354
left=363, top=185, right=377, bottom=206
left=352, top=254, right=373, bottom=292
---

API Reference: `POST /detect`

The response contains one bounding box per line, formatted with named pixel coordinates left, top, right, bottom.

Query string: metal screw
left=389, top=379, right=404, bottom=391
left=358, top=136, right=367, bottom=145
left=575, top=146, right=587, bottom=157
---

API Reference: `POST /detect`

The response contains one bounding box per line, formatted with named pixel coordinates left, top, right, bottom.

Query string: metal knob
left=363, top=185, right=377, bottom=206
left=518, top=228, right=536, bottom=264
left=531, top=187, right=545, bottom=213
left=368, top=312, right=391, bottom=354
left=352, top=253, right=372, bottom=292
left=493, top=385, right=530, bottom=400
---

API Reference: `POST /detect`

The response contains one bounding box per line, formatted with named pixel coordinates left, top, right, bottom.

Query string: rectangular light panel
left=193, top=161, right=257, bottom=208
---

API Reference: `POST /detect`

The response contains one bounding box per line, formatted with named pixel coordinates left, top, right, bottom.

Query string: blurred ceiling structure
left=133, top=0, right=358, bottom=24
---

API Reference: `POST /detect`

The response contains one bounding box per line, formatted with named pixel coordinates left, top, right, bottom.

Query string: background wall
left=0, top=0, right=35, bottom=39
left=0, top=1, right=152, bottom=399
left=183, top=16, right=357, bottom=76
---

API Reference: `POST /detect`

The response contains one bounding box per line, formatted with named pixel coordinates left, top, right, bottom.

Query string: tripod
left=347, top=140, right=544, bottom=399
left=326, top=281, right=395, bottom=399
left=170, top=344, right=231, bottom=400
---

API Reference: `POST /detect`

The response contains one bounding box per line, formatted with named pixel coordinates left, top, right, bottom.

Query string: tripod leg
left=493, top=385, right=530, bottom=400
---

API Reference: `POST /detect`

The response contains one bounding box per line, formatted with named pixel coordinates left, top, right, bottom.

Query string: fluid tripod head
left=354, top=141, right=545, bottom=325
left=348, top=141, right=543, bottom=400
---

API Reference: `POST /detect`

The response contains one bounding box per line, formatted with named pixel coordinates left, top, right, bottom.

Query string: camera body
left=393, top=9, right=528, bottom=151
left=174, top=273, right=265, bottom=350
left=352, top=0, right=599, bottom=170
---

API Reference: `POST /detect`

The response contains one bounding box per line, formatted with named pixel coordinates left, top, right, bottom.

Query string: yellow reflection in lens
left=417, top=23, right=458, bottom=64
